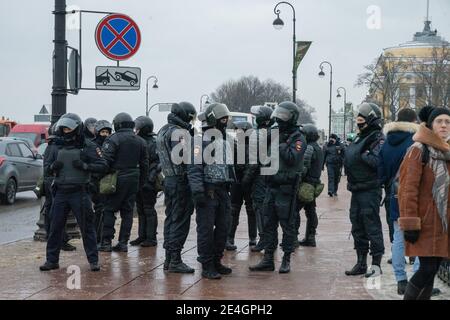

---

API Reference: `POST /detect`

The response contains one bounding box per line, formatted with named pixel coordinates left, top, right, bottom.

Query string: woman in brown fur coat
left=398, top=108, right=450, bottom=300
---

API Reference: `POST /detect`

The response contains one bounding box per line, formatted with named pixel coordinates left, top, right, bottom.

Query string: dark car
left=115, top=71, right=138, bottom=86
left=0, top=138, right=43, bottom=204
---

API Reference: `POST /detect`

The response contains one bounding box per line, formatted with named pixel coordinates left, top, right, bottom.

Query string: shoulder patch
left=295, top=140, right=303, bottom=152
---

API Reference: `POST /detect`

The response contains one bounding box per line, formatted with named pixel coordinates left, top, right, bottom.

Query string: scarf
left=428, top=145, right=450, bottom=232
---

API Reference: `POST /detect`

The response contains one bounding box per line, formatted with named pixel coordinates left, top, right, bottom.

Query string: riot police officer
left=344, top=102, right=385, bottom=277
left=91, top=120, right=113, bottom=243
left=188, top=103, right=236, bottom=279
left=84, top=117, right=98, bottom=141
left=323, top=133, right=344, bottom=197
left=296, top=124, right=324, bottom=247
left=242, top=105, right=274, bottom=252
left=98, top=113, right=149, bottom=253
left=225, top=121, right=257, bottom=251
left=131, top=116, right=160, bottom=247
left=40, top=113, right=107, bottom=272
left=249, top=102, right=306, bottom=274
left=42, top=124, right=76, bottom=251
left=156, top=102, right=197, bottom=273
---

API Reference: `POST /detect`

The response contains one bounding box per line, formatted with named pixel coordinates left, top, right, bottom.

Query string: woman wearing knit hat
left=398, top=107, right=450, bottom=299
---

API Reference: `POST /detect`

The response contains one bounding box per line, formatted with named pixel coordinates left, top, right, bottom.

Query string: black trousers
left=44, top=179, right=70, bottom=244
left=263, top=185, right=297, bottom=254
left=196, top=186, right=231, bottom=264
left=295, top=199, right=318, bottom=236
left=383, top=186, right=395, bottom=243
left=102, top=174, right=138, bottom=243
left=91, top=191, right=106, bottom=243
left=136, top=187, right=158, bottom=242
left=163, top=176, right=194, bottom=253
left=251, top=176, right=267, bottom=241
left=46, top=188, right=98, bottom=264
left=409, top=257, right=443, bottom=298
left=326, top=163, right=341, bottom=194
left=349, top=189, right=385, bottom=256
left=228, top=182, right=257, bottom=240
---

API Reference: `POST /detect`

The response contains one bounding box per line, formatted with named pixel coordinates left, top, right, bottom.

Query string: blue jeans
left=391, top=221, right=420, bottom=282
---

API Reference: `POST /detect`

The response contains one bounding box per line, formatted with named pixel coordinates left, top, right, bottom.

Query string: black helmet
left=171, top=102, right=197, bottom=123
left=84, top=117, right=97, bottom=132
left=204, top=103, right=231, bottom=127
left=56, top=113, right=82, bottom=131
left=232, top=121, right=253, bottom=131
left=56, top=113, right=83, bottom=142
left=113, top=112, right=135, bottom=131
left=48, top=123, right=58, bottom=139
left=302, top=124, right=319, bottom=143
left=95, top=120, right=113, bottom=134
left=135, top=116, right=154, bottom=135
left=271, top=101, right=300, bottom=126
left=250, top=105, right=274, bottom=128
left=357, top=102, right=382, bottom=127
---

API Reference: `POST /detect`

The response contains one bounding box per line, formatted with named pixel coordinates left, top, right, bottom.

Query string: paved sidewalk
left=0, top=179, right=448, bottom=300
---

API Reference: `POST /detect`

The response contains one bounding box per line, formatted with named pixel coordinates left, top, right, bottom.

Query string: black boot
left=130, top=213, right=146, bottom=246
left=397, top=280, right=408, bottom=295
left=39, top=261, right=59, bottom=271
left=225, top=238, right=237, bottom=251
left=249, top=238, right=257, bottom=246
left=417, top=285, right=434, bottom=300
left=168, top=252, right=195, bottom=273
left=279, top=253, right=291, bottom=274
left=404, top=282, right=422, bottom=300
left=249, top=251, right=275, bottom=271
left=365, top=255, right=383, bottom=278
left=214, top=259, right=232, bottom=275
left=129, top=237, right=144, bottom=246
left=90, top=262, right=101, bottom=272
left=163, top=250, right=171, bottom=271
left=141, top=214, right=158, bottom=247
left=140, top=240, right=157, bottom=247
left=202, top=261, right=221, bottom=280
left=97, top=239, right=112, bottom=252
left=251, top=239, right=265, bottom=252
left=345, top=251, right=368, bottom=276
left=61, top=242, right=77, bottom=251
left=299, top=224, right=317, bottom=247
left=112, top=241, right=128, bottom=252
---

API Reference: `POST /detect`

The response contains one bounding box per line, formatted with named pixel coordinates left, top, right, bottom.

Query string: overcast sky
left=1, top=0, right=449, bottom=132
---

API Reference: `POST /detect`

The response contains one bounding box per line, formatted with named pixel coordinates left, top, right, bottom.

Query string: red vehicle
left=9, top=124, right=49, bottom=147
left=0, top=118, right=17, bottom=137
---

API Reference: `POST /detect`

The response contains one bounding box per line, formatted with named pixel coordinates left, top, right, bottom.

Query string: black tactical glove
left=73, top=159, right=89, bottom=171
left=192, top=192, right=207, bottom=207
left=404, top=230, right=420, bottom=244
left=51, top=160, right=64, bottom=172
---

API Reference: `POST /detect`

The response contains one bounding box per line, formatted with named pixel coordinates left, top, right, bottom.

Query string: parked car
left=0, top=138, right=43, bottom=204
left=7, top=137, right=38, bottom=155
left=9, top=124, right=49, bottom=147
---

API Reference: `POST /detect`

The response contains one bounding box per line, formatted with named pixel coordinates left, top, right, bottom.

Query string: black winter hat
left=427, top=108, right=450, bottom=129
left=330, top=134, right=338, bottom=140
left=418, top=106, right=435, bottom=124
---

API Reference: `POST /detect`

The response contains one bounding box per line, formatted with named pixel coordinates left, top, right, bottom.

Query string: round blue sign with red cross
left=95, top=14, right=141, bottom=61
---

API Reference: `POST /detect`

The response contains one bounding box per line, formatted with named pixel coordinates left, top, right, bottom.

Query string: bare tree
left=356, top=53, right=409, bottom=121
left=412, top=44, right=450, bottom=108
left=211, top=75, right=316, bottom=124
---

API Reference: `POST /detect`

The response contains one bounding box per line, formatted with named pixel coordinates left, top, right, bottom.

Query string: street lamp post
left=337, top=87, right=347, bottom=140
left=146, top=76, right=159, bottom=116
left=200, top=94, right=210, bottom=112
left=273, top=1, right=297, bottom=103
left=318, top=61, right=333, bottom=139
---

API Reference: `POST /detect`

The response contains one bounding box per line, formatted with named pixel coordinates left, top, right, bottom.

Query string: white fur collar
left=383, top=121, right=420, bottom=135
